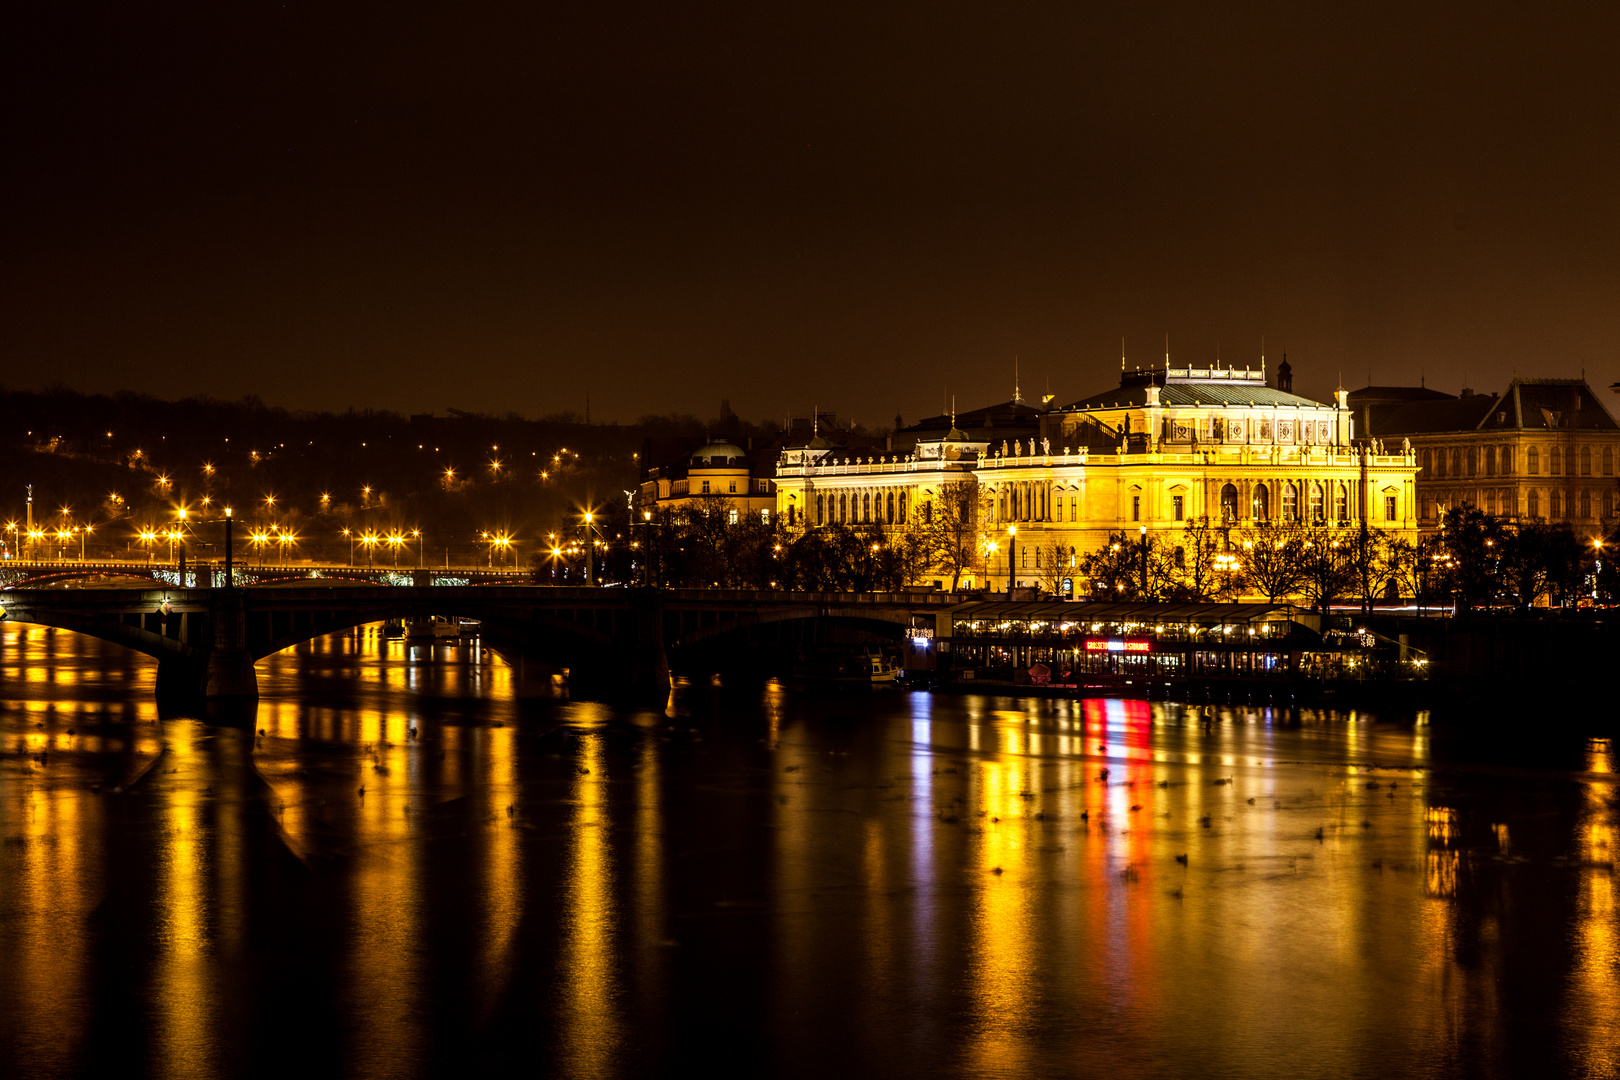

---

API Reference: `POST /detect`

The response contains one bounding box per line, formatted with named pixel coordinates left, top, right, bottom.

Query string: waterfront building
left=1350, top=377, right=1620, bottom=528
left=774, top=357, right=1421, bottom=592
left=639, top=436, right=779, bottom=524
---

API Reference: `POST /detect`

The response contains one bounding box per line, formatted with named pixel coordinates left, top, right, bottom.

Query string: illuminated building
left=1350, top=377, right=1620, bottom=527
left=775, top=356, right=1420, bottom=592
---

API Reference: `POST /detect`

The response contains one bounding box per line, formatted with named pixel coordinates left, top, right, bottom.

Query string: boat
left=404, top=616, right=461, bottom=640
left=792, top=650, right=900, bottom=688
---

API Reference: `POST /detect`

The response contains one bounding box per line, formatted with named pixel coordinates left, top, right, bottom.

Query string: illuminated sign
left=1084, top=638, right=1151, bottom=654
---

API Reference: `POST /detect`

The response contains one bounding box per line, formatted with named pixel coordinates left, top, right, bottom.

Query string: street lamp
left=1006, top=524, right=1017, bottom=597
left=412, top=529, right=423, bottom=568
left=360, top=531, right=379, bottom=568
left=583, top=510, right=597, bottom=585
left=342, top=527, right=354, bottom=566
left=386, top=530, right=404, bottom=567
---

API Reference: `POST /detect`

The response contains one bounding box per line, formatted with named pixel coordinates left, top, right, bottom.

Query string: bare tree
left=915, top=478, right=982, bottom=589
left=1234, top=521, right=1306, bottom=605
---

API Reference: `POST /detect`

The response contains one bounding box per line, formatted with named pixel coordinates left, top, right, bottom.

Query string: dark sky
left=8, top=2, right=1620, bottom=424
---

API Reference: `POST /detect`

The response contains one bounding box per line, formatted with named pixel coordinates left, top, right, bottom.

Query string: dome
left=689, top=440, right=747, bottom=467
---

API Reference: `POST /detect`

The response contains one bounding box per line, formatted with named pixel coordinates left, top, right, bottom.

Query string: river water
left=0, top=620, right=1616, bottom=1079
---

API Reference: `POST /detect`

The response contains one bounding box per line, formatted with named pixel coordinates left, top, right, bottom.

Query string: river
left=0, top=620, right=1615, bottom=1079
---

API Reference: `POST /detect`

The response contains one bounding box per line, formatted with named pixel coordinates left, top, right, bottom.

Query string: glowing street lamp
left=360, top=531, right=379, bottom=568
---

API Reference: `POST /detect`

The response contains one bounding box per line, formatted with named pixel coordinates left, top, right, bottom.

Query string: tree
left=914, top=478, right=982, bottom=589
left=1388, top=535, right=1447, bottom=613
left=1078, top=530, right=1180, bottom=599
left=1295, top=525, right=1356, bottom=612
left=1439, top=504, right=1507, bottom=613
left=1233, top=521, right=1306, bottom=605
left=1035, top=538, right=1078, bottom=595
left=1346, top=527, right=1397, bottom=612
left=1174, top=518, right=1233, bottom=602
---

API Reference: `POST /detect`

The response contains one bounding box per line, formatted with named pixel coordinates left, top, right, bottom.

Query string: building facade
left=1351, top=377, right=1620, bottom=530
left=775, top=359, right=1420, bottom=592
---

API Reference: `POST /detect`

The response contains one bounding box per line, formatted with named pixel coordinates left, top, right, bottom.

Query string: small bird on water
left=1175, top=854, right=1189, bottom=866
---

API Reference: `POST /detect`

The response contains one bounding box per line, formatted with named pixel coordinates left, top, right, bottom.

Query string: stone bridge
left=0, top=560, right=531, bottom=589
left=0, top=584, right=959, bottom=702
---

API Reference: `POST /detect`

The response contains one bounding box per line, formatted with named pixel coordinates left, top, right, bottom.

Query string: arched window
left=1528, top=447, right=1540, bottom=474
left=1466, top=447, right=1477, bottom=477
left=898, top=492, right=908, bottom=523
left=841, top=493, right=850, bottom=523
left=1485, top=447, right=1495, bottom=477
left=1551, top=490, right=1563, bottom=518
left=1550, top=446, right=1562, bottom=475
left=1581, top=490, right=1592, bottom=519
left=1252, top=483, right=1270, bottom=521
left=1334, top=483, right=1349, bottom=523
left=862, top=492, right=871, bottom=522
left=1282, top=483, right=1299, bottom=522
left=1581, top=446, right=1593, bottom=476
left=1221, top=483, right=1239, bottom=522
left=1433, top=450, right=1445, bottom=478
left=1421, top=449, right=1432, bottom=475
left=1034, top=547, right=1042, bottom=568
left=1605, top=447, right=1615, bottom=476
left=1309, top=482, right=1324, bottom=523
left=1453, top=448, right=1464, bottom=476
left=1501, top=446, right=1513, bottom=475
left=1528, top=489, right=1540, bottom=517
left=886, top=492, right=895, bottom=524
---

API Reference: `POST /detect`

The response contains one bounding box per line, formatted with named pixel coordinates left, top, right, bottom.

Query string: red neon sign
left=1084, top=638, right=1151, bottom=654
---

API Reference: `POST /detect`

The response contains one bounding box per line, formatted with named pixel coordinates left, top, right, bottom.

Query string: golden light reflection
left=1566, top=737, right=1619, bottom=1072
left=7, top=778, right=93, bottom=1075
left=478, top=722, right=522, bottom=1020
left=348, top=709, right=422, bottom=1071
left=153, top=723, right=218, bottom=1078
left=558, top=730, right=621, bottom=1078
left=966, top=730, right=1036, bottom=1076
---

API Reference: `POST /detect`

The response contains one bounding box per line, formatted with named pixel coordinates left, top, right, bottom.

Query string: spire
left=1121, top=337, right=1126, bottom=372
left=1013, top=356, right=1023, bottom=403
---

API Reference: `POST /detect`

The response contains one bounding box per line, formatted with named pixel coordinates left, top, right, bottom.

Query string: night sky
left=8, top=2, right=1620, bottom=424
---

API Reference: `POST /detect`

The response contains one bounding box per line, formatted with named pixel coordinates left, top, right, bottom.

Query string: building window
left=1550, top=446, right=1562, bottom=475
left=839, top=493, right=847, bottom=522
left=1500, top=489, right=1514, bottom=517
left=1053, top=497, right=1063, bottom=523
left=761, top=509, right=771, bottom=524
left=1221, top=484, right=1239, bottom=522
left=1485, top=448, right=1495, bottom=477
left=1385, top=495, right=1398, bottom=522
left=1335, top=484, right=1349, bottom=523
left=1528, top=447, right=1540, bottom=474
left=759, top=479, right=769, bottom=492
left=1607, top=491, right=1616, bottom=519
left=1308, top=482, right=1324, bottom=523
left=1582, top=447, right=1593, bottom=476
left=1070, top=496, right=1078, bottom=521
left=1581, top=490, right=1592, bottom=519
left=788, top=504, right=796, bottom=526
left=1132, top=495, right=1141, bottom=521
left=1253, top=484, right=1270, bottom=521
left=1453, top=448, right=1464, bottom=476
left=1502, top=446, right=1513, bottom=475
left=1466, top=447, right=1477, bottom=477
left=1433, top=450, right=1445, bottom=478
left=1551, top=490, right=1563, bottom=518
left=1529, top=489, right=1540, bottom=517
left=1484, top=489, right=1495, bottom=514
left=898, top=492, right=908, bottom=523
left=729, top=481, right=737, bottom=493
left=1034, top=547, right=1042, bottom=568
left=1171, top=494, right=1184, bottom=520
left=1022, top=550, right=1029, bottom=569
left=1282, top=483, right=1298, bottom=522
left=728, top=509, right=739, bottom=525
left=1421, top=449, right=1432, bottom=475
left=1605, top=447, right=1615, bottom=476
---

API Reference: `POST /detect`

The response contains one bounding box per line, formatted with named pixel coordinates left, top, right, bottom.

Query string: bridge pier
left=203, top=591, right=259, bottom=699
left=628, top=593, right=671, bottom=702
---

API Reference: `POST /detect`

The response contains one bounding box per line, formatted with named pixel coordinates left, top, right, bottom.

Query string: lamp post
left=1139, top=524, right=1149, bottom=597
left=223, top=507, right=234, bottom=587
left=583, top=511, right=596, bottom=586
left=413, top=529, right=423, bottom=569
left=342, top=528, right=354, bottom=566
left=1006, top=524, right=1017, bottom=598
left=642, top=510, right=654, bottom=587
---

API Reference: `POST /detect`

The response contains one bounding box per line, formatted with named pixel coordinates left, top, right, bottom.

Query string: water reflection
left=558, top=725, right=621, bottom=1078
left=3, top=618, right=1620, bottom=1079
